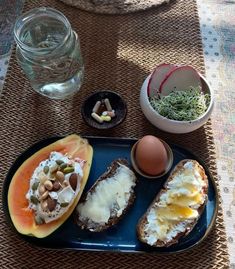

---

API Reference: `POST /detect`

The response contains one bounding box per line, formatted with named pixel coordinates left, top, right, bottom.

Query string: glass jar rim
left=14, top=7, right=72, bottom=55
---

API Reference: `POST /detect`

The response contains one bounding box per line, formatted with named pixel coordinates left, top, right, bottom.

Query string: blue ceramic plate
left=2, top=136, right=218, bottom=253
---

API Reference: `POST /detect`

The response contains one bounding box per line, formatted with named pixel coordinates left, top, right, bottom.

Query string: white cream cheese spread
left=26, top=151, right=84, bottom=224
left=144, top=161, right=207, bottom=245
left=77, top=163, right=136, bottom=226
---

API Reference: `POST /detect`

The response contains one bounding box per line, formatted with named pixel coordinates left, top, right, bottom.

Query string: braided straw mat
left=0, top=0, right=230, bottom=268
left=59, top=0, right=170, bottom=14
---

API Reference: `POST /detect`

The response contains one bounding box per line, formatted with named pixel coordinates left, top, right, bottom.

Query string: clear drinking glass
left=14, top=7, right=84, bottom=100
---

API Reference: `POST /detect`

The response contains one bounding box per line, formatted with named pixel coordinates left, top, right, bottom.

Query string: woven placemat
left=0, top=0, right=229, bottom=268
left=59, top=0, right=170, bottom=14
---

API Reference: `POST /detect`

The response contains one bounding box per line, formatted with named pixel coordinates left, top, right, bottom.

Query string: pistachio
left=56, top=159, right=64, bottom=165
left=30, top=195, right=39, bottom=205
left=69, top=173, right=78, bottom=191
left=53, top=180, right=61, bottom=191
left=63, top=166, right=74, bottom=174
left=47, top=197, right=57, bottom=211
left=35, top=215, right=44, bottom=225
left=43, top=165, right=49, bottom=174
left=50, top=164, right=58, bottom=174
left=39, top=190, right=49, bottom=201
left=55, top=171, right=65, bottom=183
left=32, top=182, right=39, bottom=191
left=41, top=200, right=48, bottom=211
left=60, top=202, right=69, bottom=207
left=39, top=184, right=46, bottom=195
left=60, top=163, right=67, bottom=170
left=44, top=180, right=53, bottom=191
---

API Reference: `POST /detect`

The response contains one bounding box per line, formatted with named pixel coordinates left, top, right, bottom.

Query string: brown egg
left=135, top=135, right=168, bottom=176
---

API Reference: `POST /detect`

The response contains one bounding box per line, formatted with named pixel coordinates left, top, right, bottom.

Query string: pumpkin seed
left=60, top=202, right=69, bottom=207
left=32, top=182, right=39, bottom=191
left=30, top=195, right=39, bottom=205
left=60, top=163, right=67, bottom=170
left=63, top=166, right=74, bottom=174
left=35, top=215, right=44, bottom=225
left=43, top=165, right=49, bottom=174
left=56, top=159, right=64, bottom=165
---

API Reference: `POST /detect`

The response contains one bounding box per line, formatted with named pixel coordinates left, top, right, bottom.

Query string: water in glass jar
left=15, top=10, right=84, bottom=99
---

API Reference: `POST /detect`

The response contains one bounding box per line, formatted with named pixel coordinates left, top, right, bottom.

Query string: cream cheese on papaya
left=26, top=151, right=83, bottom=224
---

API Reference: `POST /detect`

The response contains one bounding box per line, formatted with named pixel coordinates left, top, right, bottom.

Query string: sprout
left=149, top=87, right=210, bottom=121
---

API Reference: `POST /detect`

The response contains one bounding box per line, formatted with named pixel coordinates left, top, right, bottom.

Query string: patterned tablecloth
left=0, top=0, right=234, bottom=267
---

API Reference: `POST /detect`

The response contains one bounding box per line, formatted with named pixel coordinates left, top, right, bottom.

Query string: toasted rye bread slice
left=137, top=159, right=208, bottom=247
left=75, top=159, right=137, bottom=232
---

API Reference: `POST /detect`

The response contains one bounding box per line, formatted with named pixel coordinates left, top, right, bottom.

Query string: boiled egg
left=135, top=135, right=168, bottom=176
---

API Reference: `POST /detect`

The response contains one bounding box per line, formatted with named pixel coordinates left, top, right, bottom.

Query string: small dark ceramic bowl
left=81, top=91, right=127, bottom=130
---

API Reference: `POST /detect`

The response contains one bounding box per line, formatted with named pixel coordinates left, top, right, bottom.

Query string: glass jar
left=14, top=7, right=84, bottom=100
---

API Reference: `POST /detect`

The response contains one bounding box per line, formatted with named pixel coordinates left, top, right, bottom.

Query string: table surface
left=0, top=0, right=234, bottom=268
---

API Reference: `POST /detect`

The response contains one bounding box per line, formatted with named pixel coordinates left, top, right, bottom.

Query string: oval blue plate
left=2, top=136, right=218, bottom=253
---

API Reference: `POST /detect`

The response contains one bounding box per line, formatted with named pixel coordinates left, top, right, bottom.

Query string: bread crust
left=137, top=159, right=208, bottom=247
left=75, top=159, right=137, bottom=232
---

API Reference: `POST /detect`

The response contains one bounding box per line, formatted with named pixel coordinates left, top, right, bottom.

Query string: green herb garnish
left=149, top=87, right=210, bottom=121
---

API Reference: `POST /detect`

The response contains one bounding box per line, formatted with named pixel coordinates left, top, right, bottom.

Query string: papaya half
left=7, top=134, right=93, bottom=238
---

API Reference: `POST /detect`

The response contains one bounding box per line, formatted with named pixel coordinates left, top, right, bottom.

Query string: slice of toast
left=75, top=159, right=137, bottom=232
left=137, top=159, right=208, bottom=247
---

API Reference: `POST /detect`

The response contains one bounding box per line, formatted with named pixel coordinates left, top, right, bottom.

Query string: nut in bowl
left=81, top=90, right=127, bottom=130
left=131, top=135, right=173, bottom=179
left=140, top=64, right=214, bottom=134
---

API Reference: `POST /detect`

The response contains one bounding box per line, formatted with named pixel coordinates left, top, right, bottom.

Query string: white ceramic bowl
left=140, top=74, right=214, bottom=134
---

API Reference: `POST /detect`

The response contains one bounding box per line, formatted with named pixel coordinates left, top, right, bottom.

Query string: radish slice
left=159, top=66, right=202, bottom=96
left=147, top=63, right=177, bottom=97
